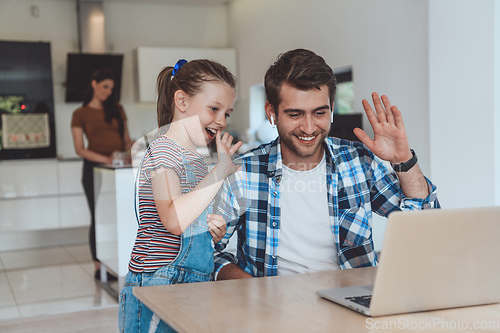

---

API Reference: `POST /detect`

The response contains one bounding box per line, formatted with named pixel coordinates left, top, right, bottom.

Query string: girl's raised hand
left=216, top=130, right=242, bottom=157
left=215, top=130, right=242, bottom=178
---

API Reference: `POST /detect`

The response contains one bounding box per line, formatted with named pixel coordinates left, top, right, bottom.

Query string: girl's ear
left=91, top=80, right=97, bottom=90
left=173, top=90, right=189, bottom=113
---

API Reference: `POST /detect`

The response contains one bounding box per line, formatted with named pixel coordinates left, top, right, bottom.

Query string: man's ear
left=173, top=90, right=189, bottom=112
left=265, top=101, right=276, bottom=126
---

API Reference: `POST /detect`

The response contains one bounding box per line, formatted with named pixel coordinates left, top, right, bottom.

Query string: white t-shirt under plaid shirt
left=129, top=136, right=208, bottom=273
left=278, top=153, right=338, bottom=275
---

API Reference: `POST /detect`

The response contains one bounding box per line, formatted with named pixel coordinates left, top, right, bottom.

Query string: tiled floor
left=0, top=307, right=118, bottom=333
left=0, top=244, right=118, bottom=322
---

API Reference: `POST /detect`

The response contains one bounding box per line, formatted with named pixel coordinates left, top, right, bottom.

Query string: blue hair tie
left=172, top=59, right=187, bottom=78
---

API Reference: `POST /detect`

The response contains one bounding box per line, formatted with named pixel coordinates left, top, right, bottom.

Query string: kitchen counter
left=94, top=165, right=137, bottom=293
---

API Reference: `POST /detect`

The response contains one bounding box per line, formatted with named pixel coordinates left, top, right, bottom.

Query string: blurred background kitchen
left=0, top=0, right=499, bottom=331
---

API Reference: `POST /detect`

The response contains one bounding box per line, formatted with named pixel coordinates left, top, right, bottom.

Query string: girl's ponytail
left=156, top=66, right=175, bottom=127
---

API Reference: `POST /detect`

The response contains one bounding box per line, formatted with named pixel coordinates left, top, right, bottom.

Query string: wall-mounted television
left=0, top=41, right=56, bottom=160
left=65, top=53, right=123, bottom=102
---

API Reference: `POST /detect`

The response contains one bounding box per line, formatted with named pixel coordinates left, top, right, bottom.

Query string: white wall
left=104, top=0, right=228, bottom=105
left=0, top=0, right=229, bottom=159
left=429, top=0, right=498, bottom=208
left=228, top=0, right=431, bottom=175
left=495, top=0, right=500, bottom=206
left=226, top=0, right=431, bottom=252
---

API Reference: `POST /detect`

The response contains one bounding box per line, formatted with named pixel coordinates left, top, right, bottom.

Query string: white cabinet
left=0, top=197, right=59, bottom=231
left=94, top=167, right=137, bottom=278
left=58, top=161, right=84, bottom=195
left=0, top=159, right=90, bottom=232
left=0, top=159, right=58, bottom=198
left=57, top=160, right=90, bottom=228
left=58, top=195, right=90, bottom=228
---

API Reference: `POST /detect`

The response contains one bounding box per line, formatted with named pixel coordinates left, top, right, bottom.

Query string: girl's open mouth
left=205, top=127, right=217, bottom=140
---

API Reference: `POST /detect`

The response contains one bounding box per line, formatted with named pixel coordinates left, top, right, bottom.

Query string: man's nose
left=300, top=114, right=315, bottom=134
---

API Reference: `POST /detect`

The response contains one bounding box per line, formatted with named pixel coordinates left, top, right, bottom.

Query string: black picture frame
left=0, top=41, right=56, bottom=160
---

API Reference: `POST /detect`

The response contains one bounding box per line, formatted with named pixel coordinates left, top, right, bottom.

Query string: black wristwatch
left=391, top=149, right=417, bottom=172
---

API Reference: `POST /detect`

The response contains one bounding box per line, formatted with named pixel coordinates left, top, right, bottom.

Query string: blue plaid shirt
left=214, top=137, right=439, bottom=278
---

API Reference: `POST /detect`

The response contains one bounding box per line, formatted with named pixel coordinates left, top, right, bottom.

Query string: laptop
left=317, top=206, right=500, bottom=316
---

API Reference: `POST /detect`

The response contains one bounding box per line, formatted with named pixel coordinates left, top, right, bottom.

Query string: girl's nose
left=215, top=113, right=227, bottom=128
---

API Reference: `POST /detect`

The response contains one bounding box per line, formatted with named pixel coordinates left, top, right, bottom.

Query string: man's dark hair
left=264, top=49, right=336, bottom=114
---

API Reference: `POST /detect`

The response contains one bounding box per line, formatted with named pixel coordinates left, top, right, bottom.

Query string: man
left=214, top=49, right=439, bottom=279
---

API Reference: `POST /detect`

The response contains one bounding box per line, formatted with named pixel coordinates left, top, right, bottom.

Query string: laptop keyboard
left=345, top=295, right=372, bottom=307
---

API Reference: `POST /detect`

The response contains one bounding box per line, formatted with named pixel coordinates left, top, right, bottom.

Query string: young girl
left=119, top=59, right=241, bottom=333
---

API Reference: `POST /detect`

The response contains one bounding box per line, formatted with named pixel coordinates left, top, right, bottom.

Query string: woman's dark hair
left=82, top=69, right=124, bottom=141
left=264, top=49, right=336, bottom=114
left=156, top=59, right=236, bottom=127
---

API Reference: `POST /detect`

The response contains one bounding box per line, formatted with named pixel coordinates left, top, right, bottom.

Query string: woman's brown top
left=71, top=105, right=127, bottom=156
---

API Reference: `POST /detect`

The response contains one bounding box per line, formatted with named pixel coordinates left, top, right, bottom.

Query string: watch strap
left=391, top=149, right=417, bottom=172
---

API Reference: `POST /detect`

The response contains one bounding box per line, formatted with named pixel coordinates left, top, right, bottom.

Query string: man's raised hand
left=353, top=92, right=412, bottom=163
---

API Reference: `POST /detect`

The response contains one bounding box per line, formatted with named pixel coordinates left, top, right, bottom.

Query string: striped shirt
left=129, top=136, right=209, bottom=273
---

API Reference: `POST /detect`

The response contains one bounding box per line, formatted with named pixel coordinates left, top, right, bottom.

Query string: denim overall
left=119, top=152, right=215, bottom=333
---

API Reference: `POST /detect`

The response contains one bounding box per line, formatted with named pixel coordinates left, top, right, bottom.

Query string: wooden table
left=133, top=267, right=500, bottom=332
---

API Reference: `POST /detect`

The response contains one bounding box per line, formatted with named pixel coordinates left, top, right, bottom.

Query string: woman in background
left=71, top=69, right=132, bottom=280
